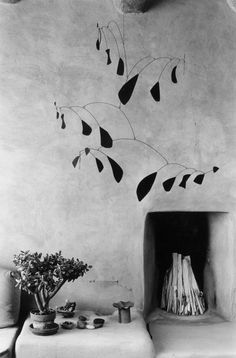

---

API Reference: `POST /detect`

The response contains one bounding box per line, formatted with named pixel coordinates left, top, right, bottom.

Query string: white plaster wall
left=209, top=212, right=236, bottom=320
left=0, top=0, right=236, bottom=312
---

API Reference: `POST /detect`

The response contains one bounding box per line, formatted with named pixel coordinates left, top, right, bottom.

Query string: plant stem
left=34, top=293, right=44, bottom=314
left=40, top=288, right=47, bottom=309
left=47, top=279, right=66, bottom=303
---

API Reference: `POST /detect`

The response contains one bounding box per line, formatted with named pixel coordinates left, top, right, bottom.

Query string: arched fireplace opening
left=143, top=211, right=232, bottom=320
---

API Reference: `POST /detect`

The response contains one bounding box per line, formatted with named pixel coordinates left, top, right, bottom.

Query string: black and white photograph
left=0, top=0, right=235, bottom=357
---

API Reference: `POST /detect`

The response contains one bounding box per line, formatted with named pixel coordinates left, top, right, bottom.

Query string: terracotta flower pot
left=30, top=309, right=56, bottom=329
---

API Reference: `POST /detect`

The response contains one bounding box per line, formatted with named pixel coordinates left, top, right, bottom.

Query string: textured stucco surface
left=0, top=0, right=236, bottom=312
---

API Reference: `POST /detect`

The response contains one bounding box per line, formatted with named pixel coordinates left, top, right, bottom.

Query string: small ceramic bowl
left=59, top=310, right=75, bottom=318
left=61, top=321, right=74, bottom=330
left=93, top=318, right=105, bottom=329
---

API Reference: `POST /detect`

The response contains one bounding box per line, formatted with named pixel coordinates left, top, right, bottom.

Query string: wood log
left=161, top=253, right=206, bottom=316
left=177, top=253, right=182, bottom=314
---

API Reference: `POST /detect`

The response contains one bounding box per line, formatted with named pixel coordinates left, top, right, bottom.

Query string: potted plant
left=11, top=250, right=91, bottom=335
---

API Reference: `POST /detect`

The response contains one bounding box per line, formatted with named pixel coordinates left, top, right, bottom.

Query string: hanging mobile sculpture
left=54, top=17, right=219, bottom=201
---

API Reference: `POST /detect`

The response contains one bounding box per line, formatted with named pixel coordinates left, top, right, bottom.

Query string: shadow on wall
left=112, top=0, right=177, bottom=13
left=0, top=0, right=21, bottom=3
left=148, top=0, right=186, bottom=11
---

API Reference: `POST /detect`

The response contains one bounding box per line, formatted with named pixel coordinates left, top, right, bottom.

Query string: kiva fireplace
left=143, top=211, right=235, bottom=322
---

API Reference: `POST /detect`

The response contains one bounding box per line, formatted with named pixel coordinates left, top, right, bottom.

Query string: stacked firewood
left=161, top=253, right=205, bottom=316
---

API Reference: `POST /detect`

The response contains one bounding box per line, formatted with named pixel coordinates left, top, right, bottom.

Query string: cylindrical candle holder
left=113, top=301, right=134, bottom=324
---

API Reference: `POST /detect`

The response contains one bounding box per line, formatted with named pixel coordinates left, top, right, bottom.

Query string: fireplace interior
left=144, top=211, right=236, bottom=357
left=143, top=211, right=233, bottom=320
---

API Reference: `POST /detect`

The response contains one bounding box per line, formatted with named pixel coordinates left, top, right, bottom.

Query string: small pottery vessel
left=93, top=318, right=105, bottom=329
left=113, top=301, right=134, bottom=323
left=57, top=309, right=74, bottom=318
left=77, top=315, right=87, bottom=329
left=61, top=321, right=74, bottom=330
left=30, top=310, right=56, bottom=330
left=57, top=300, right=76, bottom=317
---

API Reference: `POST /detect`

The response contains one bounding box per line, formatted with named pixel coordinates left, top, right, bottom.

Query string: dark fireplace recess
left=143, top=211, right=224, bottom=318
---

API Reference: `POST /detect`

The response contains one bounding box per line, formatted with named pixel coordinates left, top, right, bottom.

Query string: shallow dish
left=29, top=323, right=59, bottom=335
left=57, top=310, right=75, bottom=318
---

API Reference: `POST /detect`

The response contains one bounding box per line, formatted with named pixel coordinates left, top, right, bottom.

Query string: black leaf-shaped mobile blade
left=56, top=111, right=59, bottom=119
left=100, top=127, right=113, bottom=148
left=96, top=28, right=102, bottom=50
left=171, top=66, right=178, bottom=84
left=163, top=177, right=176, bottom=192
left=81, top=120, right=92, bottom=136
left=117, top=58, right=124, bottom=76
left=136, top=172, right=157, bottom=201
left=106, top=49, right=112, bottom=65
left=150, top=81, right=160, bottom=102
left=61, top=114, right=66, bottom=129
left=194, top=174, right=205, bottom=185
left=107, top=156, right=123, bottom=183
left=95, top=158, right=104, bottom=173
left=72, top=156, right=80, bottom=168
left=179, top=174, right=191, bottom=189
left=213, top=166, right=219, bottom=173
left=118, top=74, right=139, bottom=105
left=85, top=147, right=90, bottom=155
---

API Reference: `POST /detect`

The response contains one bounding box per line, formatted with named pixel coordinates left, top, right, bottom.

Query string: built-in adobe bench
left=15, top=309, right=155, bottom=358
left=0, top=266, right=155, bottom=358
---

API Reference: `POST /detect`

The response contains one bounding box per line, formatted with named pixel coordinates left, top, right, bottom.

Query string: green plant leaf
left=81, top=120, right=92, bottom=136
left=106, top=49, right=112, bottom=65
left=72, top=156, right=80, bottom=168
left=163, top=177, right=176, bottom=192
left=118, top=74, right=139, bottom=105
left=193, top=174, right=204, bottom=185
left=179, top=174, right=191, bottom=189
left=171, top=65, right=178, bottom=84
left=100, top=127, right=113, bottom=148
left=150, top=81, right=160, bottom=102
left=95, top=158, right=104, bottom=173
left=117, top=58, right=124, bottom=76
left=136, top=172, right=157, bottom=201
left=107, top=156, right=123, bottom=183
